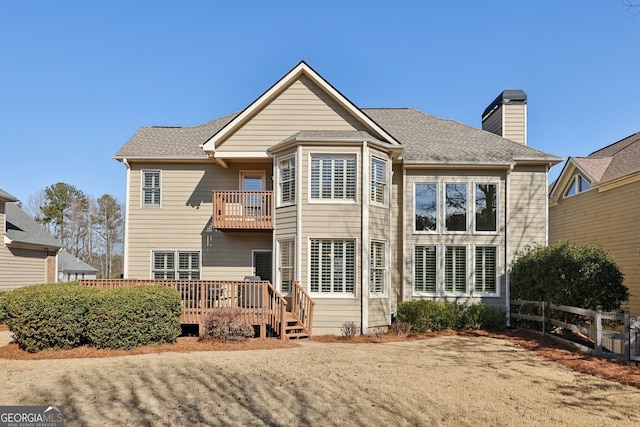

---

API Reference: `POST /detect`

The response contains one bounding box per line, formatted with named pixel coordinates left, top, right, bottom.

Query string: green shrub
left=1, top=282, right=99, bottom=352
left=86, top=285, right=182, bottom=349
left=458, top=303, right=506, bottom=330
left=511, top=242, right=628, bottom=311
left=202, top=307, right=255, bottom=341
left=397, top=300, right=505, bottom=332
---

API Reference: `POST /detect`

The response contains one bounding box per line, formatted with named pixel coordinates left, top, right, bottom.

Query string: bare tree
left=92, top=194, right=124, bottom=279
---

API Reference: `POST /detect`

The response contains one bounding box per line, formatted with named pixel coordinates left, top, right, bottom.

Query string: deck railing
left=291, top=281, right=315, bottom=336
left=213, top=191, right=273, bottom=230
left=79, top=279, right=288, bottom=340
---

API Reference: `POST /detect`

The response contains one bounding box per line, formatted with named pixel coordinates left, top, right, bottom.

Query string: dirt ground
left=1, top=328, right=640, bottom=426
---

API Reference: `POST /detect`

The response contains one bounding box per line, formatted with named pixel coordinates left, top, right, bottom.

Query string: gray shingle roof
left=282, top=130, right=388, bottom=144
left=114, top=112, right=238, bottom=159
left=362, top=108, right=560, bottom=164
left=5, top=203, right=62, bottom=249
left=115, top=107, right=560, bottom=166
left=58, top=250, right=97, bottom=273
left=583, top=131, right=640, bottom=183
left=0, top=188, right=18, bottom=202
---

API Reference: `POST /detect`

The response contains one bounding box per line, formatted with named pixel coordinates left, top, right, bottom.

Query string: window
left=565, top=174, right=591, bottom=197
left=414, top=245, right=437, bottom=294
left=370, top=157, right=387, bottom=204
left=142, top=170, right=161, bottom=207
left=475, top=246, right=497, bottom=294
left=475, top=183, right=498, bottom=232
left=444, top=246, right=467, bottom=294
left=152, top=250, right=200, bottom=279
left=310, top=239, right=355, bottom=294
left=310, top=155, right=356, bottom=201
left=445, top=183, right=467, bottom=232
left=279, top=157, right=295, bottom=204
left=279, top=240, right=295, bottom=293
left=415, top=183, right=438, bottom=232
left=370, top=241, right=385, bottom=294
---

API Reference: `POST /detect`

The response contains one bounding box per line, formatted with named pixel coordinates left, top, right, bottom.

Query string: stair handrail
left=291, top=281, right=315, bottom=336
left=265, top=281, right=288, bottom=340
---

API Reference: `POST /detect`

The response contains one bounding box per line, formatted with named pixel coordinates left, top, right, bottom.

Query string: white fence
left=511, top=300, right=640, bottom=363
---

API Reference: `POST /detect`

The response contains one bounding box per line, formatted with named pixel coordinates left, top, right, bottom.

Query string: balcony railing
left=213, top=191, right=273, bottom=230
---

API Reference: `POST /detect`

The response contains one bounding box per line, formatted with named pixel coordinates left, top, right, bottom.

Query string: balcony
left=213, top=191, right=273, bottom=230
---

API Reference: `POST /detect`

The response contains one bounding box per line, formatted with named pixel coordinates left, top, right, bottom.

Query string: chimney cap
left=482, top=90, right=527, bottom=119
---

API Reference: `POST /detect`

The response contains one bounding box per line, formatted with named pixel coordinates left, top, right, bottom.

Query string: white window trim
left=369, top=239, right=387, bottom=297
left=472, top=244, right=500, bottom=297
left=141, top=169, right=161, bottom=208
left=473, top=181, right=500, bottom=235
left=307, top=152, right=359, bottom=205
left=370, top=156, right=388, bottom=207
left=412, top=244, right=439, bottom=297
left=307, top=237, right=358, bottom=299
left=443, top=244, right=470, bottom=297
left=276, top=155, right=296, bottom=207
left=443, top=182, right=469, bottom=234
left=413, top=181, right=439, bottom=234
left=277, top=239, right=295, bottom=294
left=149, top=249, right=201, bottom=280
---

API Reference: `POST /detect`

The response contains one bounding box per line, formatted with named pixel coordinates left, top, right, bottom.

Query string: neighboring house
left=115, top=62, right=561, bottom=334
left=58, top=250, right=98, bottom=282
left=549, top=131, right=640, bottom=316
left=1, top=188, right=61, bottom=290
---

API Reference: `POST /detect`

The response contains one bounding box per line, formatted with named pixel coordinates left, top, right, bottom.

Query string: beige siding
left=312, top=298, right=361, bottom=335
left=368, top=297, right=390, bottom=329
left=403, top=170, right=508, bottom=307
left=549, top=179, right=640, bottom=316
left=503, top=104, right=526, bottom=145
left=218, top=76, right=366, bottom=153
left=274, top=205, right=297, bottom=238
left=0, top=246, right=47, bottom=290
left=126, top=162, right=272, bottom=280
left=508, top=165, right=548, bottom=262
left=0, top=203, right=5, bottom=247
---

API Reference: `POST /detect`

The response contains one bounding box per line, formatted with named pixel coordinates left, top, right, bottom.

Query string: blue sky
left=2, top=1, right=639, bottom=206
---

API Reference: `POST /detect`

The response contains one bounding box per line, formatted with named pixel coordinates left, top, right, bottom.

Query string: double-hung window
left=475, top=246, right=498, bottom=294
left=370, top=157, right=387, bottom=205
left=445, top=183, right=467, bottom=232
left=475, top=183, right=498, bottom=232
left=414, top=245, right=437, bottom=294
left=310, top=239, right=355, bottom=294
left=415, top=183, right=438, bottom=232
left=444, top=245, right=467, bottom=294
left=152, top=250, right=200, bottom=279
left=279, top=156, right=295, bottom=205
left=370, top=240, right=385, bottom=294
left=279, top=239, right=295, bottom=293
left=310, top=155, right=356, bottom=201
left=142, top=170, right=161, bottom=207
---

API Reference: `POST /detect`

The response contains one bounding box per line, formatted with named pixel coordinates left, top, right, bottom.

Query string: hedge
left=0, top=282, right=99, bottom=352
left=0, top=283, right=182, bottom=352
left=397, top=300, right=505, bottom=332
left=86, top=285, right=182, bottom=349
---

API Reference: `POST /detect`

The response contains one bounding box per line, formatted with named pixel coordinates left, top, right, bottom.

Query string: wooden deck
left=78, top=279, right=313, bottom=340
left=213, top=191, right=273, bottom=230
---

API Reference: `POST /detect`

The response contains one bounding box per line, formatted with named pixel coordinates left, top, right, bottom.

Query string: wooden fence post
left=595, top=305, right=603, bottom=357
left=542, top=301, right=545, bottom=335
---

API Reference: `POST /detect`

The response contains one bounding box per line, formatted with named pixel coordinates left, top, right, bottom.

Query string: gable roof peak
left=200, top=61, right=400, bottom=154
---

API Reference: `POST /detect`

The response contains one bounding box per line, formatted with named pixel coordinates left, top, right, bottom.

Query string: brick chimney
left=481, top=90, right=527, bottom=145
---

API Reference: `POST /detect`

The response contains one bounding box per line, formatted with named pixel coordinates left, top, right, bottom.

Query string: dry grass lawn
left=1, top=329, right=640, bottom=426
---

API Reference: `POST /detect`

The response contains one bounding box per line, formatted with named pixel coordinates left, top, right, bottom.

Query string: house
left=1, top=188, right=61, bottom=290
left=115, top=62, right=561, bottom=335
left=549, top=131, right=640, bottom=316
left=58, top=250, right=98, bottom=282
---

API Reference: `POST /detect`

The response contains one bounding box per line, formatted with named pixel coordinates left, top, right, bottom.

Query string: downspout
left=123, top=158, right=131, bottom=278
left=505, top=163, right=514, bottom=326
left=296, top=146, right=303, bottom=290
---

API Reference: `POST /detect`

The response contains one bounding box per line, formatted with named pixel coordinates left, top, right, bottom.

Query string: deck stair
left=284, top=312, right=310, bottom=340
